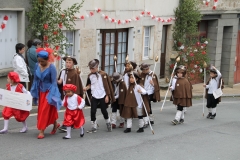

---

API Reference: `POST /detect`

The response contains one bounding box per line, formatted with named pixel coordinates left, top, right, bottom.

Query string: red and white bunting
left=75, top=8, right=175, bottom=25
left=0, top=15, right=8, bottom=33
left=202, top=0, right=218, bottom=9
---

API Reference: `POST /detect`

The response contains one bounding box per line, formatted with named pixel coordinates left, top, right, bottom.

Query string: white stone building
left=59, top=0, right=179, bottom=81
left=199, top=0, right=240, bottom=87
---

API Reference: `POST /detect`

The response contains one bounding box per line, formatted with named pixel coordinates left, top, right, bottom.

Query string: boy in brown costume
left=123, top=61, right=138, bottom=89
left=83, top=59, right=115, bottom=133
left=121, top=71, right=150, bottom=133
left=170, top=65, right=192, bottom=125
left=139, top=63, right=161, bottom=126
left=111, top=72, right=127, bottom=128
left=58, top=56, right=83, bottom=131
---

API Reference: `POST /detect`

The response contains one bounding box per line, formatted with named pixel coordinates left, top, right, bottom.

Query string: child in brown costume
left=121, top=71, right=150, bottom=133
left=123, top=61, right=138, bottom=89
left=170, top=65, right=192, bottom=125
left=83, top=59, right=115, bottom=133
left=58, top=56, right=83, bottom=132
left=139, top=63, right=161, bottom=127
left=111, top=72, right=127, bottom=128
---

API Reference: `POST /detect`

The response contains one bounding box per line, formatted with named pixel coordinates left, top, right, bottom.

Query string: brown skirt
left=173, top=98, right=192, bottom=107
left=121, top=106, right=138, bottom=119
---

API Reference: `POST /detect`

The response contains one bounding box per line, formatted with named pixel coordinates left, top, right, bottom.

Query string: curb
left=160, top=94, right=240, bottom=100
left=0, top=94, right=239, bottom=118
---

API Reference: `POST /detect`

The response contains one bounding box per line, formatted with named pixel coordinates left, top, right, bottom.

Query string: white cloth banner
left=0, top=88, right=32, bottom=111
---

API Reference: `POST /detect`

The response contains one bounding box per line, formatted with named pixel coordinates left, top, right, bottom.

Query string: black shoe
left=171, top=119, right=178, bottom=125
left=62, top=136, right=70, bottom=139
left=179, top=119, right=184, bottom=123
left=210, top=113, right=216, bottom=119
left=58, top=125, right=67, bottom=132
left=80, top=128, right=84, bottom=137
left=206, top=113, right=212, bottom=119
left=150, top=121, right=154, bottom=125
left=124, top=128, right=131, bottom=133
left=137, top=128, right=144, bottom=133
left=143, top=124, right=148, bottom=128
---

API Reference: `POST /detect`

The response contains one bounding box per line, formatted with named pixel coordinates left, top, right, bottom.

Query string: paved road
left=0, top=97, right=240, bottom=160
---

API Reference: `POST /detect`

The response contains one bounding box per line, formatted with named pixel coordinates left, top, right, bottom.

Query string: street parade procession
left=0, top=43, right=224, bottom=139
left=2, top=0, right=240, bottom=159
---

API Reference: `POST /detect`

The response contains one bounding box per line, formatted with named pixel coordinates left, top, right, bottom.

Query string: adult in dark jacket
left=26, top=39, right=42, bottom=91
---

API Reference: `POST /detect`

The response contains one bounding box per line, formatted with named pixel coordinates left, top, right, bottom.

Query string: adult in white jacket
left=12, top=43, right=29, bottom=88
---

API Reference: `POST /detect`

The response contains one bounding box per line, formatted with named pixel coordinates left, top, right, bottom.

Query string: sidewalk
left=160, top=83, right=240, bottom=99
left=0, top=83, right=239, bottom=117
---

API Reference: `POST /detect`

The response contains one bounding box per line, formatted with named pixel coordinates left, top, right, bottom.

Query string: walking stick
left=202, top=61, right=207, bottom=117
left=160, top=56, right=180, bottom=111
left=76, top=66, right=91, bottom=106
left=151, top=56, right=159, bottom=78
left=122, top=54, right=129, bottom=74
left=130, top=66, right=154, bottom=135
left=114, top=55, right=118, bottom=73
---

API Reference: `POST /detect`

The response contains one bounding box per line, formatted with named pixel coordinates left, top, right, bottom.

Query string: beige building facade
left=199, top=0, right=240, bottom=86
left=59, top=0, right=179, bottom=81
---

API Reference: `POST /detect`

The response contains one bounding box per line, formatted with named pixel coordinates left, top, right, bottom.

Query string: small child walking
left=111, top=72, right=127, bottom=128
left=121, top=71, right=150, bottom=133
left=170, top=65, right=192, bottom=125
left=0, top=72, right=30, bottom=134
left=203, top=66, right=222, bottom=119
left=62, top=84, right=85, bottom=139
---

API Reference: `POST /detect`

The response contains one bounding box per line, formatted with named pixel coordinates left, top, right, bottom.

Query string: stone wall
left=200, top=0, right=240, bottom=11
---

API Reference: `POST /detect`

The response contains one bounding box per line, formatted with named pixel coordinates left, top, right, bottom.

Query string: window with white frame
left=61, top=31, right=75, bottom=69
left=63, top=31, right=75, bottom=56
left=143, top=27, right=151, bottom=58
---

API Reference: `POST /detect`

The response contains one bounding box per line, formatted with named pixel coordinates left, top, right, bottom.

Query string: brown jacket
left=58, top=68, right=83, bottom=99
left=121, top=84, right=150, bottom=118
left=85, top=70, right=115, bottom=106
left=115, top=80, right=127, bottom=105
left=205, top=77, right=223, bottom=103
left=172, top=78, right=193, bottom=107
left=139, top=72, right=161, bottom=102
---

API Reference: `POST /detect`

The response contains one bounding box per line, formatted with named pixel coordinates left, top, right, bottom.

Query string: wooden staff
left=114, top=55, right=118, bottom=72
left=202, top=61, right=207, bottom=117
left=160, top=56, right=180, bottom=111
left=122, top=54, right=129, bottom=74
left=76, top=66, right=91, bottom=106
left=130, top=65, right=154, bottom=135
left=151, top=56, right=159, bottom=78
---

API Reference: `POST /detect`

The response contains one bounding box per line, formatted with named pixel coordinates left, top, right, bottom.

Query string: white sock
left=65, top=127, right=71, bottom=138
left=143, top=117, right=149, bottom=125
left=150, top=114, right=154, bottom=121
left=212, top=108, right=217, bottom=115
left=180, top=111, right=184, bottom=120
left=91, top=120, right=97, bottom=129
left=175, top=111, right=182, bottom=121
left=119, top=116, right=125, bottom=123
left=111, top=112, right=117, bottom=125
left=126, top=118, right=132, bottom=128
left=80, top=127, right=84, bottom=135
left=0, top=120, right=9, bottom=132
left=208, top=108, right=212, bottom=113
left=139, top=119, right=144, bottom=128
left=20, top=121, right=28, bottom=133
left=105, top=117, right=110, bottom=123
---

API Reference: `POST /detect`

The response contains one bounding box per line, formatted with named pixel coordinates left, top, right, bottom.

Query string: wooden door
left=160, top=25, right=168, bottom=78
left=234, top=31, right=240, bottom=83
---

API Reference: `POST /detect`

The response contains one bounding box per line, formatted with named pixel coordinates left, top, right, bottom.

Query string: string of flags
left=77, top=7, right=175, bottom=25
left=202, top=0, right=218, bottom=10
left=0, top=15, right=8, bottom=33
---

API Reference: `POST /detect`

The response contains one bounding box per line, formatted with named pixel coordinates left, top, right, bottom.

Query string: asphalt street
left=0, top=97, right=239, bottom=160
